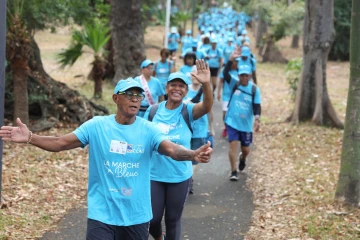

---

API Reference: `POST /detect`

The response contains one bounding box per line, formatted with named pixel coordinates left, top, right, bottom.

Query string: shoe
left=189, top=178, right=194, bottom=194
left=239, top=154, right=246, bottom=171
left=229, top=171, right=239, bottom=181
left=222, top=128, right=227, bottom=138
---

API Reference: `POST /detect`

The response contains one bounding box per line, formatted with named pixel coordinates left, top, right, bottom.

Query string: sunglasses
left=117, top=91, right=145, bottom=101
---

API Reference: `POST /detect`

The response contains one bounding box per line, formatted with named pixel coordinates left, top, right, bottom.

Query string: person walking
left=0, top=78, right=213, bottom=240
left=135, top=59, right=165, bottom=117
left=153, top=48, right=176, bottom=92
left=223, top=47, right=261, bottom=181
left=144, top=60, right=213, bottom=240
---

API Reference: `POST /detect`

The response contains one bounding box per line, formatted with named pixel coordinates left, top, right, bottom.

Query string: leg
left=229, top=140, right=239, bottom=172
left=164, top=178, right=191, bottom=240
left=238, top=132, right=253, bottom=171
left=149, top=181, right=166, bottom=240
left=86, top=218, right=116, bottom=240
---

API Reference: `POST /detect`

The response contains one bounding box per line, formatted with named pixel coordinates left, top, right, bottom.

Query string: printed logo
left=121, top=188, right=132, bottom=196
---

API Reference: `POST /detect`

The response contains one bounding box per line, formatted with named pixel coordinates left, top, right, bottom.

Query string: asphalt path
left=39, top=99, right=254, bottom=240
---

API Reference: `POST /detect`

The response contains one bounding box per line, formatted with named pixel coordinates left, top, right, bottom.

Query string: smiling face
left=113, top=88, right=143, bottom=119
left=239, top=73, right=251, bottom=86
left=166, top=79, right=188, bottom=103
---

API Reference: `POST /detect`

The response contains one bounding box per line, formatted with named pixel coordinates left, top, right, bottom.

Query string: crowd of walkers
left=0, top=6, right=262, bottom=240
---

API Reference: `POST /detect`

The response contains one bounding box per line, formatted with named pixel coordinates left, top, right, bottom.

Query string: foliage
left=10, top=0, right=100, bottom=33
left=329, top=0, right=352, bottom=61
left=57, top=20, right=110, bottom=69
left=171, top=11, right=191, bottom=35
left=286, top=58, right=302, bottom=101
left=246, top=0, right=304, bottom=41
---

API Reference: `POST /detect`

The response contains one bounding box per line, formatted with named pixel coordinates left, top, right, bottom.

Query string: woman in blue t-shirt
left=144, top=60, right=213, bottom=240
left=153, top=48, right=176, bottom=92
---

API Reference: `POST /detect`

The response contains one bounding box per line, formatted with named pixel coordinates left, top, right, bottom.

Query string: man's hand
left=190, top=59, right=210, bottom=85
left=193, top=141, right=213, bottom=163
left=0, top=118, right=31, bottom=143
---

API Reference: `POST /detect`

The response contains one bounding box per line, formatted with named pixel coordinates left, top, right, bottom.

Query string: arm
left=224, top=46, right=241, bottom=84
left=158, top=139, right=212, bottom=163
left=0, top=118, right=83, bottom=152
left=217, top=77, right=224, bottom=101
left=253, top=104, right=261, bottom=132
left=190, top=60, right=213, bottom=120
left=252, top=70, right=257, bottom=85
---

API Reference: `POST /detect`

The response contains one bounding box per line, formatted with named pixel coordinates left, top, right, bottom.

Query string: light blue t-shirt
left=206, top=48, right=223, bottom=68
left=219, top=68, right=239, bottom=102
left=181, top=48, right=207, bottom=60
left=73, top=115, right=166, bottom=226
left=180, top=65, right=194, bottom=82
left=225, top=82, right=261, bottom=132
left=183, top=86, right=208, bottom=138
left=144, top=102, right=195, bottom=183
left=134, top=76, right=165, bottom=117
left=168, top=33, right=180, bottom=50
left=154, top=60, right=173, bottom=91
left=181, top=36, right=193, bottom=53
left=222, top=44, right=236, bottom=64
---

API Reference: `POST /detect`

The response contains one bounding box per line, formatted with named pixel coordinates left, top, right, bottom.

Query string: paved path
left=40, top=100, right=254, bottom=240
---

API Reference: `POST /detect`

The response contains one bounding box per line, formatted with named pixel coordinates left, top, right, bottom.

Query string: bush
left=286, top=58, right=302, bottom=101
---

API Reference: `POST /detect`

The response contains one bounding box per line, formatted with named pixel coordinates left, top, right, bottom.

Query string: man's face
left=239, top=73, right=250, bottom=86
left=113, top=88, right=144, bottom=117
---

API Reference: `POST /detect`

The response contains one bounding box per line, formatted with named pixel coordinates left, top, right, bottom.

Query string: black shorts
left=209, top=67, right=219, bottom=77
left=86, top=218, right=149, bottom=240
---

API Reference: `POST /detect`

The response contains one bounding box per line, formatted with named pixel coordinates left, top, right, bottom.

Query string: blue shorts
left=86, top=218, right=149, bottom=240
left=226, top=124, right=252, bottom=147
left=190, top=137, right=207, bottom=165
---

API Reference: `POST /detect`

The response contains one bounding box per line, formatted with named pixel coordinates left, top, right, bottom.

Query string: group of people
left=0, top=6, right=262, bottom=240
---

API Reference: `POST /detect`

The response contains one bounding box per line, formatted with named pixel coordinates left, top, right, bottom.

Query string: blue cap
left=192, top=39, right=198, bottom=47
left=114, top=78, right=144, bottom=94
left=140, top=59, right=153, bottom=68
left=186, top=29, right=192, bottom=34
left=167, top=72, right=191, bottom=85
left=238, top=65, right=252, bottom=75
left=242, top=29, right=248, bottom=35
left=207, top=26, right=214, bottom=32
left=241, top=46, right=251, bottom=57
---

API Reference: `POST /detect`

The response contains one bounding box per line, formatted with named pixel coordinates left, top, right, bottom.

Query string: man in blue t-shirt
left=223, top=47, right=261, bottom=181
left=0, top=78, right=213, bottom=240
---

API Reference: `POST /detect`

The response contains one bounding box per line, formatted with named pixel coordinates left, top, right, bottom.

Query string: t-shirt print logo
left=121, top=188, right=132, bottom=196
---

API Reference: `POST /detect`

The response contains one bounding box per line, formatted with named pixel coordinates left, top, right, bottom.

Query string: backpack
left=190, top=87, right=203, bottom=104
left=148, top=103, right=193, bottom=134
left=228, top=82, right=257, bottom=113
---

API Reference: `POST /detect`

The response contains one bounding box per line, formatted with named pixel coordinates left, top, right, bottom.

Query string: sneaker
left=222, top=128, right=227, bottom=138
left=229, top=171, right=239, bottom=181
left=239, top=154, right=246, bottom=171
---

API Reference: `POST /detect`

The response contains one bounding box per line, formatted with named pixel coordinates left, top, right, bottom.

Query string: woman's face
left=161, top=52, right=169, bottom=61
left=166, top=80, right=188, bottom=103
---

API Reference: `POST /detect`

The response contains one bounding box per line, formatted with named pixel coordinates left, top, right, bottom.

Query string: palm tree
left=6, top=0, right=31, bottom=125
left=58, top=20, right=110, bottom=99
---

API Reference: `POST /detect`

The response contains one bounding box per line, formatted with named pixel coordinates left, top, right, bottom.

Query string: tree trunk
left=290, top=0, right=343, bottom=128
left=11, top=58, right=29, bottom=125
left=92, top=58, right=105, bottom=99
left=256, top=9, right=268, bottom=50
left=110, top=0, right=145, bottom=84
left=5, top=37, right=109, bottom=131
left=291, top=34, right=299, bottom=48
left=335, top=0, right=360, bottom=207
left=261, top=35, right=288, bottom=63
